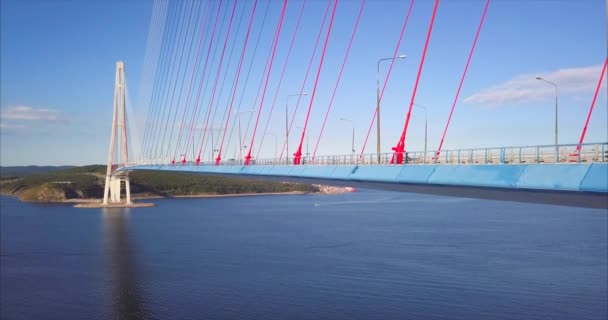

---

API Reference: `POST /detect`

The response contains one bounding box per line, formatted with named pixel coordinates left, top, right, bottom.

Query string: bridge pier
left=103, top=175, right=131, bottom=205
left=78, top=61, right=152, bottom=209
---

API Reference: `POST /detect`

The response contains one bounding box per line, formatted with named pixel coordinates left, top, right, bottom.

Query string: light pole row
left=372, top=56, right=559, bottom=164
left=180, top=55, right=565, bottom=165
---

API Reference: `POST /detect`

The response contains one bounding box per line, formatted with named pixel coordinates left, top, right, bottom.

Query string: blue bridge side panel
left=170, top=166, right=185, bottom=172
left=348, top=166, right=403, bottom=182
left=330, top=166, right=357, bottom=180
left=264, top=166, right=294, bottom=176
left=288, top=166, right=307, bottom=177
left=237, top=166, right=260, bottom=175
left=248, top=165, right=272, bottom=175
left=202, top=165, right=224, bottom=174
left=428, top=165, right=526, bottom=188
left=579, top=163, right=608, bottom=192
left=395, top=165, right=438, bottom=184
left=299, top=166, right=338, bottom=179
left=516, top=164, right=590, bottom=191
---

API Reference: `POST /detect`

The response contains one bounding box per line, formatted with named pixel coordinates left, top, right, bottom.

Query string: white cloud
left=464, top=64, right=607, bottom=106
left=0, top=106, right=60, bottom=121
left=0, top=123, right=25, bottom=129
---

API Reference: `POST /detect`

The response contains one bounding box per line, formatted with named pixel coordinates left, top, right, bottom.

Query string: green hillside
left=0, top=165, right=76, bottom=178
left=0, top=166, right=318, bottom=202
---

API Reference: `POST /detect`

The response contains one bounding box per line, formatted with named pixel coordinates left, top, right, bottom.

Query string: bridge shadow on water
left=102, top=209, right=148, bottom=320
left=210, top=174, right=608, bottom=209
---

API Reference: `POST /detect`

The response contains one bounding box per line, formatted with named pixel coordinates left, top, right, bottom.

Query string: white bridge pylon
left=103, top=61, right=131, bottom=206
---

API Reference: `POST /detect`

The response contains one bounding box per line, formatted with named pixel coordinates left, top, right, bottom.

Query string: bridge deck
left=120, top=163, right=607, bottom=194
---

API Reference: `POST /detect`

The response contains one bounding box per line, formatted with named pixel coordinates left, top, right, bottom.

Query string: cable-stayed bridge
left=102, top=0, right=608, bottom=207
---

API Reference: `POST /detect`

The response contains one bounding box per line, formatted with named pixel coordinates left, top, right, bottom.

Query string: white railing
left=132, top=142, right=608, bottom=167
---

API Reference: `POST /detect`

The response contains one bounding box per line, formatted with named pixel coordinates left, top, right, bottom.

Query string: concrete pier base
left=75, top=201, right=154, bottom=209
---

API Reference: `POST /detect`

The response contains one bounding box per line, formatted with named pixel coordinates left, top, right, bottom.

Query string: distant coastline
left=0, top=165, right=354, bottom=204
left=69, top=190, right=313, bottom=204
left=1, top=188, right=354, bottom=204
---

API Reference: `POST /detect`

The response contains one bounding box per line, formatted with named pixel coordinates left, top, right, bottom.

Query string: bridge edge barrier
left=579, top=163, right=608, bottom=192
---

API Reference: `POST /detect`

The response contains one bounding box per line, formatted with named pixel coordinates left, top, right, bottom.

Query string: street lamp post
left=204, top=127, right=224, bottom=164
left=413, top=103, right=428, bottom=162
left=196, top=127, right=220, bottom=164
left=535, top=76, right=559, bottom=146
left=236, top=109, right=255, bottom=163
left=339, top=117, right=355, bottom=161
left=376, top=54, right=407, bottom=163
left=286, top=93, right=308, bottom=164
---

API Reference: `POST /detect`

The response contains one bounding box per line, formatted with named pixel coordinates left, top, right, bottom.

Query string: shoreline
left=1, top=185, right=356, bottom=204
left=157, top=190, right=311, bottom=198
left=130, top=190, right=313, bottom=201
left=1, top=190, right=316, bottom=204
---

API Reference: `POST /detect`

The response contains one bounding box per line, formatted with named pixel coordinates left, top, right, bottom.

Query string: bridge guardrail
left=133, top=142, right=607, bottom=167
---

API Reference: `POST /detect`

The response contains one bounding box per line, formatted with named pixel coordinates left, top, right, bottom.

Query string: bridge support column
left=103, top=176, right=131, bottom=205
left=103, top=174, right=111, bottom=205
left=124, top=176, right=131, bottom=204
left=112, top=177, right=121, bottom=203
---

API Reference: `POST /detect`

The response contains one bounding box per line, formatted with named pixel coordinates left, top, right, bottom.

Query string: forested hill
left=0, top=166, right=76, bottom=178
left=0, top=165, right=318, bottom=202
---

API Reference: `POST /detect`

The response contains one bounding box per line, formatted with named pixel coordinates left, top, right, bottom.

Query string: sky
left=1, top=0, right=606, bottom=166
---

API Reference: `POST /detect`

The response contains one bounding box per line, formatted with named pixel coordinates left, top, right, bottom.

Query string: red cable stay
left=171, top=0, right=211, bottom=165
left=196, top=0, right=239, bottom=164
left=312, top=0, right=366, bottom=161
left=391, top=0, right=439, bottom=165
left=201, top=4, right=249, bottom=162
left=244, top=0, right=289, bottom=165
left=278, top=0, right=333, bottom=161
left=215, top=0, right=259, bottom=165
left=256, top=0, right=308, bottom=160
left=227, top=2, right=273, bottom=159
left=358, top=0, right=416, bottom=159
left=293, top=0, right=338, bottom=165
left=181, top=0, right=224, bottom=165
left=576, top=58, right=607, bottom=153
left=435, top=0, right=490, bottom=160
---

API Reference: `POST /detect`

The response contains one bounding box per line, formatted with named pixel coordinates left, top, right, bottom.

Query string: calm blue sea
left=1, top=190, right=606, bottom=320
